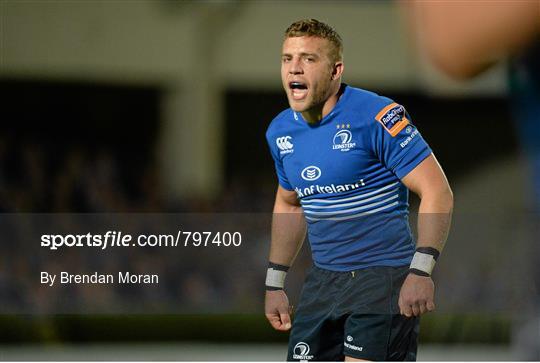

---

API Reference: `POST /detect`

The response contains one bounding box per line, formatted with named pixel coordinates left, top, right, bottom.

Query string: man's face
left=281, top=36, right=338, bottom=113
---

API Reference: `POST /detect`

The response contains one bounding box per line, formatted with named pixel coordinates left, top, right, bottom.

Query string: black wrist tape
left=415, top=246, right=440, bottom=261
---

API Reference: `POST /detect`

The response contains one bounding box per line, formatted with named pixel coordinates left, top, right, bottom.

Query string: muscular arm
left=268, top=185, right=307, bottom=266
left=265, top=185, right=306, bottom=331
left=402, top=154, right=453, bottom=253
left=398, top=154, right=453, bottom=317
left=405, top=0, right=540, bottom=79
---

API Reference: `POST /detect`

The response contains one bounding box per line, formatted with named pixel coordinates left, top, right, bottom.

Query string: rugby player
left=264, top=19, right=453, bottom=361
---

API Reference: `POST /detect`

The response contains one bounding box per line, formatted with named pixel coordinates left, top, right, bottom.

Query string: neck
left=301, top=83, right=343, bottom=124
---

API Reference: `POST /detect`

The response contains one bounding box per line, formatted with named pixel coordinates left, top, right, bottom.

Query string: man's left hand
left=398, top=273, right=435, bottom=317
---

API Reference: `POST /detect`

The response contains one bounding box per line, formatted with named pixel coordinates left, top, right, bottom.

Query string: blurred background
left=1, top=0, right=539, bottom=360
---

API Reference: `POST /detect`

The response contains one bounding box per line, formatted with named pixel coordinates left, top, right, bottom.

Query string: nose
left=289, top=58, right=303, bottom=75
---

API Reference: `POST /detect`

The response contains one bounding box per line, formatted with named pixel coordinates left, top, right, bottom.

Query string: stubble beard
left=295, top=81, right=332, bottom=115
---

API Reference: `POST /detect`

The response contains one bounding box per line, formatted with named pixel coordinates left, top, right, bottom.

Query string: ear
left=331, top=61, right=344, bottom=80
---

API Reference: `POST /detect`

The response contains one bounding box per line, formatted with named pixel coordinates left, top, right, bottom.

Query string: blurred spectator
left=403, top=1, right=539, bottom=359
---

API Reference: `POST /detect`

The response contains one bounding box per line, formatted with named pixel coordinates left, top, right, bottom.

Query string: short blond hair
left=284, top=19, right=343, bottom=63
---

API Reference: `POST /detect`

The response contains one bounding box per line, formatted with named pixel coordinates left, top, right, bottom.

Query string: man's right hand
left=265, top=289, right=292, bottom=331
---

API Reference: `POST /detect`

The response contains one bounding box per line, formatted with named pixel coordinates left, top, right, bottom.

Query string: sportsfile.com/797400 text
left=40, top=231, right=242, bottom=251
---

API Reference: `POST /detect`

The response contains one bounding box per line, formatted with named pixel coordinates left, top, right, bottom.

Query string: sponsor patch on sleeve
left=375, top=102, right=410, bottom=137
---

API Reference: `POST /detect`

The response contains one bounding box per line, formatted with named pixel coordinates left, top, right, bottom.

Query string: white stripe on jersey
left=303, top=194, right=399, bottom=215
left=305, top=201, right=399, bottom=221
left=301, top=188, right=398, bottom=211
left=301, top=182, right=399, bottom=204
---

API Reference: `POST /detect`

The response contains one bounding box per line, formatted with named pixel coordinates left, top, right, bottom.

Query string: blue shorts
left=287, top=265, right=419, bottom=361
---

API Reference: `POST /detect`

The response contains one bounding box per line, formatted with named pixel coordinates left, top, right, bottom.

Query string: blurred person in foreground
left=264, top=19, right=453, bottom=361
left=404, top=1, right=540, bottom=359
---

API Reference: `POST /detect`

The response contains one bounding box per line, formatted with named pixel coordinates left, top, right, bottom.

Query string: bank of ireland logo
left=332, top=129, right=356, bottom=152
left=276, top=136, right=294, bottom=155
left=293, top=342, right=314, bottom=360
left=301, top=166, right=321, bottom=181
left=344, top=336, right=364, bottom=352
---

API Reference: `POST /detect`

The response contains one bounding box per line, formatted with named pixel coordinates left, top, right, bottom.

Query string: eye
left=305, top=56, right=315, bottom=63
left=282, top=56, right=291, bottom=63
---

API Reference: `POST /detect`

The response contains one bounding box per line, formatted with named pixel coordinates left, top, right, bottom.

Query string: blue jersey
left=266, top=85, right=432, bottom=271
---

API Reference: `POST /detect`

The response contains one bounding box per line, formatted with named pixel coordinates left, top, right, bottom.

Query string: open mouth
left=289, top=82, right=308, bottom=100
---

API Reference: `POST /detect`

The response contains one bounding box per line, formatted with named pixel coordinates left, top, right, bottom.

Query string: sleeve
left=370, top=101, right=432, bottom=179
left=266, top=130, right=294, bottom=191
